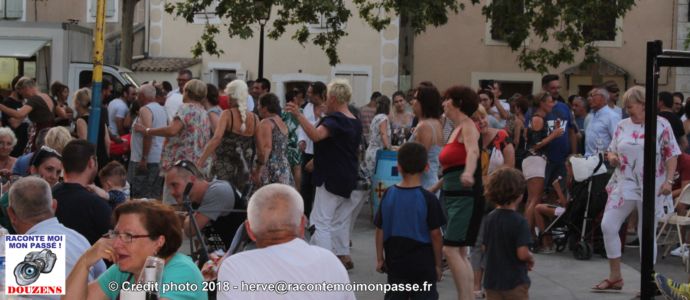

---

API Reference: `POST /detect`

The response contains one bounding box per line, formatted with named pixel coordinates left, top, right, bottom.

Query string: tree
left=165, top=0, right=636, bottom=73
left=120, top=0, right=140, bottom=69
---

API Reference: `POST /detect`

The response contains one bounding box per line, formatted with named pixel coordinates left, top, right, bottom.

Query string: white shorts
left=522, top=155, right=547, bottom=180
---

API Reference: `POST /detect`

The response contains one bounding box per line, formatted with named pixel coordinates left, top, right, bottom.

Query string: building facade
left=412, top=0, right=677, bottom=100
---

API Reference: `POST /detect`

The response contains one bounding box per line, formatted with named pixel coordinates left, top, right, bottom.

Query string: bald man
left=217, top=184, right=354, bottom=300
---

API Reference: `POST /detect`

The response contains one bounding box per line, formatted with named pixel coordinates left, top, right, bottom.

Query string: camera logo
left=5, top=234, right=66, bottom=295
left=14, top=249, right=57, bottom=286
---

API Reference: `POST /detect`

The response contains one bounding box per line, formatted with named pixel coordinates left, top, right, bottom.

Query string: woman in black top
left=522, top=92, right=563, bottom=244
left=285, top=79, right=363, bottom=270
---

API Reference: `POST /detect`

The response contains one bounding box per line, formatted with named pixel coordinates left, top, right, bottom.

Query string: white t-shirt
left=488, top=99, right=510, bottom=128
left=217, top=238, right=355, bottom=300
left=107, top=98, right=128, bottom=136
left=164, top=92, right=184, bottom=123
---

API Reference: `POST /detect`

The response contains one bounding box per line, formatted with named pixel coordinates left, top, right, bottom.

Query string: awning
left=0, top=38, right=50, bottom=58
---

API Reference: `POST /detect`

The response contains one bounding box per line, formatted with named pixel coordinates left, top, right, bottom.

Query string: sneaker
left=671, top=245, right=688, bottom=257
left=654, top=273, right=690, bottom=300
left=626, top=238, right=640, bottom=248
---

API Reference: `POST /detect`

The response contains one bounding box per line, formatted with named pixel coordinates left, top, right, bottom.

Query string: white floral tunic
left=606, top=117, right=680, bottom=218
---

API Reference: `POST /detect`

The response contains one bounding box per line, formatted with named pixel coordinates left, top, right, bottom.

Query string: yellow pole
left=88, top=0, right=106, bottom=144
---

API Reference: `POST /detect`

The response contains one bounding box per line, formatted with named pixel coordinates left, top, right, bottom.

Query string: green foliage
left=165, top=0, right=636, bottom=72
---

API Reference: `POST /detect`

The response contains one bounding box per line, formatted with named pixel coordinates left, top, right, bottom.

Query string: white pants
left=601, top=199, right=657, bottom=262
left=310, top=185, right=358, bottom=255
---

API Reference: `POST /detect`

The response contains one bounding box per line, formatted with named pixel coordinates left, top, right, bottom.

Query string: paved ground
left=349, top=201, right=680, bottom=299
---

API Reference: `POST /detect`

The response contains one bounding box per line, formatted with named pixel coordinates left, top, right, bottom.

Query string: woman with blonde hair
left=72, top=88, right=111, bottom=167
left=198, top=79, right=259, bottom=194
left=593, top=86, right=680, bottom=291
left=0, top=128, right=17, bottom=177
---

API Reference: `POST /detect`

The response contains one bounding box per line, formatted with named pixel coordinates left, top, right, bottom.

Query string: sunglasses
left=173, top=159, right=200, bottom=176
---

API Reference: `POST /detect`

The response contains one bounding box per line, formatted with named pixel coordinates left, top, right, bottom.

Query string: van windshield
left=121, top=72, right=141, bottom=88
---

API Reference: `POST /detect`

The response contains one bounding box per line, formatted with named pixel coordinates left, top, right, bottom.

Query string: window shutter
left=90, top=0, right=116, bottom=18
left=5, top=0, right=23, bottom=19
left=105, top=0, right=115, bottom=17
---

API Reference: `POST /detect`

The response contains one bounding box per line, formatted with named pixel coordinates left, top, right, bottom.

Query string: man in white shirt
left=7, top=177, right=106, bottom=300
left=107, top=84, right=136, bottom=136
left=165, top=69, right=191, bottom=122
left=217, top=184, right=354, bottom=300
left=297, top=81, right=327, bottom=217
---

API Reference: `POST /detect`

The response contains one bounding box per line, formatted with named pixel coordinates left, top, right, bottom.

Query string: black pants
left=301, top=153, right=315, bottom=217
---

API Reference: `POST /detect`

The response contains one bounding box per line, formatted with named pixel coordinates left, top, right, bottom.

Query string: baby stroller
left=537, top=153, right=610, bottom=260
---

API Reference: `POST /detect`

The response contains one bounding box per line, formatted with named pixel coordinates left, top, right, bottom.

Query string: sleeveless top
left=131, top=102, right=168, bottom=163
left=212, top=110, right=256, bottom=194
left=525, top=115, right=549, bottom=156
left=439, top=128, right=468, bottom=171
left=409, top=120, right=442, bottom=189
left=259, top=118, right=294, bottom=187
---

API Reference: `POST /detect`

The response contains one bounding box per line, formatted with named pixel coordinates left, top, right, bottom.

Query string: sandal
left=473, top=290, right=485, bottom=299
left=592, top=278, right=624, bottom=292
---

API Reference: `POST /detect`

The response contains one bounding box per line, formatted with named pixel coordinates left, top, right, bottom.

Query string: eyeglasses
left=173, top=159, right=200, bottom=176
left=588, top=93, right=602, bottom=98
left=103, top=229, right=152, bottom=243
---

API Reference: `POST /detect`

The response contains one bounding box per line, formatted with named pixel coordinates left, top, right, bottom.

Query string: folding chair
left=657, top=184, right=690, bottom=259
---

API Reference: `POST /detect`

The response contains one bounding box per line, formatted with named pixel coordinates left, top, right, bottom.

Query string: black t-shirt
left=2, top=96, right=29, bottom=157
left=482, top=209, right=531, bottom=291
left=659, top=111, right=685, bottom=140
left=53, top=182, right=113, bottom=244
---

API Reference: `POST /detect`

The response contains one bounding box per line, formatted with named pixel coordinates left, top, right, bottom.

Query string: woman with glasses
left=65, top=200, right=207, bottom=299
left=522, top=92, right=563, bottom=247
left=197, top=80, right=258, bottom=195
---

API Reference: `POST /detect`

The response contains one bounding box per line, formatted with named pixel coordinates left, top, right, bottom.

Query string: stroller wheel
left=573, top=241, right=592, bottom=260
left=554, top=237, right=567, bottom=252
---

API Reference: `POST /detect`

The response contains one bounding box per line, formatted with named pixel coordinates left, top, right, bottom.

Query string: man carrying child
left=374, top=142, right=445, bottom=299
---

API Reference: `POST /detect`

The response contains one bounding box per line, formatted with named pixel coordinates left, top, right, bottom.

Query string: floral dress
left=259, top=118, right=294, bottom=187
left=161, top=103, right=211, bottom=170
left=606, top=117, right=681, bottom=218
left=363, top=114, right=391, bottom=179
left=281, top=111, right=301, bottom=167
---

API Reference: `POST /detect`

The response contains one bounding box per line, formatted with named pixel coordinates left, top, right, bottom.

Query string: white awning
left=0, top=38, right=49, bottom=58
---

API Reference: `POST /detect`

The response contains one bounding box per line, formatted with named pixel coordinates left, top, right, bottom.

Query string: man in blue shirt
left=585, top=87, right=620, bottom=157
left=540, top=74, right=578, bottom=188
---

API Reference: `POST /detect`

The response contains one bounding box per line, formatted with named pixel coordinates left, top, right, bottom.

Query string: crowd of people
left=2, top=67, right=690, bottom=299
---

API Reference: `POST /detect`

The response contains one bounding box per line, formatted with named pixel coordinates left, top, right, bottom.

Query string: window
left=215, top=69, right=236, bottom=90
left=582, top=14, right=617, bottom=42
left=0, top=0, right=24, bottom=20
left=334, top=71, right=370, bottom=107
left=87, top=0, right=118, bottom=23
left=79, top=70, right=124, bottom=99
left=308, top=13, right=345, bottom=33
left=489, top=0, right=523, bottom=42
left=193, top=0, right=220, bottom=24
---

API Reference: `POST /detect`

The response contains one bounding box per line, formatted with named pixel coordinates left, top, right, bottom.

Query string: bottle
left=139, top=256, right=164, bottom=300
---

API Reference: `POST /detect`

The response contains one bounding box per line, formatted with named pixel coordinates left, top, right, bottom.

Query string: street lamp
left=256, top=0, right=271, bottom=79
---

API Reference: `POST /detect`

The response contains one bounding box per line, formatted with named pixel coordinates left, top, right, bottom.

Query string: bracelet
left=667, top=179, right=674, bottom=185
left=145, top=128, right=150, bottom=135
